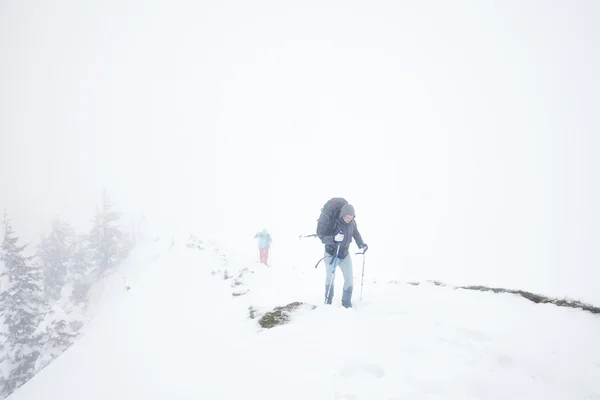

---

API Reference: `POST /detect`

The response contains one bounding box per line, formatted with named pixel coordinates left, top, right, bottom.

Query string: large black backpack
left=316, top=197, right=348, bottom=238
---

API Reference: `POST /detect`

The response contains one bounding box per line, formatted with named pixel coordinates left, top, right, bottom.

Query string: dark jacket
left=320, top=214, right=364, bottom=260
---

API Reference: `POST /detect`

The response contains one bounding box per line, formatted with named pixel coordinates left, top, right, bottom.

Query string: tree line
left=0, top=191, right=133, bottom=398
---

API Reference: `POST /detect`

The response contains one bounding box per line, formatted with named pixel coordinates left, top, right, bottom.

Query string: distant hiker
left=316, top=198, right=367, bottom=308
left=254, top=229, right=272, bottom=266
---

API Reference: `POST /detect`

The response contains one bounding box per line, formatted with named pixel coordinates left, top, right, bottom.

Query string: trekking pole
left=325, top=232, right=343, bottom=304
left=314, top=257, right=326, bottom=269
left=355, top=248, right=369, bottom=301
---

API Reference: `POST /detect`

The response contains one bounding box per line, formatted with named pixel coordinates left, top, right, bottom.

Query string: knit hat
left=339, top=204, right=355, bottom=219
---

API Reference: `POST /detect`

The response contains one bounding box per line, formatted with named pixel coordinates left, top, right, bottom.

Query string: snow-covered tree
left=69, top=234, right=93, bottom=279
left=38, top=219, right=75, bottom=303
left=68, top=235, right=95, bottom=305
left=0, top=213, right=45, bottom=398
left=34, top=306, right=78, bottom=371
left=88, top=190, right=132, bottom=277
left=1, top=350, right=40, bottom=396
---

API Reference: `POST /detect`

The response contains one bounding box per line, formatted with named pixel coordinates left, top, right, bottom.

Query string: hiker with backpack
left=316, top=198, right=368, bottom=308
left=254, top=228, right=272, bottom=266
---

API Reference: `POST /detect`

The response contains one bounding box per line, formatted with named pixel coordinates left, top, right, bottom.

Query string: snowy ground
left=10, top=236, right=600, bottom=400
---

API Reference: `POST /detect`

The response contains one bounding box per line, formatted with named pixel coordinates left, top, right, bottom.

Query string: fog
left=1, top=1, right=599, bottom=302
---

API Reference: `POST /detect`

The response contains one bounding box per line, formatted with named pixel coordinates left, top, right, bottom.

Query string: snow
left=2, top=0, right=600, bottom=308
left=1, top=2, right=598, bottom=398
left=9, top=237, right=600, bottom=400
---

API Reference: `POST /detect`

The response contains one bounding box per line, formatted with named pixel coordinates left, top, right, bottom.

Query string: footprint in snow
left=333, top=362, right=387, bottom=400
left=456, top=327, right=489, bottom=342
left=339, top=363, right=386, bottom=379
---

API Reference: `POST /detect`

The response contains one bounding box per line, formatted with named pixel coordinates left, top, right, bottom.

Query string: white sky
left=1, top=1, right=599, bottom=301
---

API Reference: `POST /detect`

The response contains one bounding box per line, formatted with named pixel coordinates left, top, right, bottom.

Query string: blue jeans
left=324, top=251, right=353, bottom=308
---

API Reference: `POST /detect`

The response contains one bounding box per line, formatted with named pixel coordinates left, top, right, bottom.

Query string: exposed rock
left=257, top=302, right=317, bottom=329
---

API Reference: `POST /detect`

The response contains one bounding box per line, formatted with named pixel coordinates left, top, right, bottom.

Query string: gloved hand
left=360, top=243, right=368, bottom=251
left=334, top=232, right=345, bottom=242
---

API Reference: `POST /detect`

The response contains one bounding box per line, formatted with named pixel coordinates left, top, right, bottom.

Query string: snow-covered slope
left=9, top=236, right=600, bottom=400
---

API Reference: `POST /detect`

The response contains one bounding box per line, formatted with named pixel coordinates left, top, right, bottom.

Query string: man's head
left=339, top=204, right=355, bottom=224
